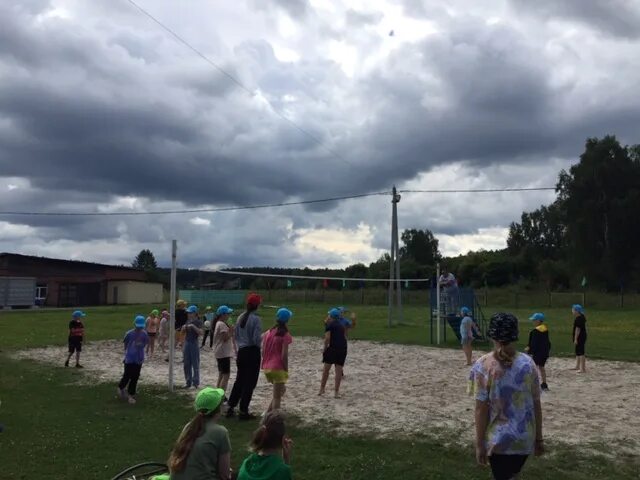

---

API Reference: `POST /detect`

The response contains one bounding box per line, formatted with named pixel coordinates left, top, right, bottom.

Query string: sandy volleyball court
left=13, top=338, right=640, bottom=456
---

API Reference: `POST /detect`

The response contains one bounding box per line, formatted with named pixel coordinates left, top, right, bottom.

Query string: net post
left=436, top=262, right=441, bottom=345
left=168, top=240, right=177, bottom=392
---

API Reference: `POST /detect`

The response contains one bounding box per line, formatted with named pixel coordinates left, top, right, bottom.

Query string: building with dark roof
left=0, top=253, right=162, bottom=307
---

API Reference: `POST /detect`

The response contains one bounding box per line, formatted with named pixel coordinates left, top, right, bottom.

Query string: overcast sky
left=1, top=0, right=639, bottom=269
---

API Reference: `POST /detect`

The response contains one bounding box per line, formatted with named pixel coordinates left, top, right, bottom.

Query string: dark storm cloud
left=509, top=0, right=640, bottom=39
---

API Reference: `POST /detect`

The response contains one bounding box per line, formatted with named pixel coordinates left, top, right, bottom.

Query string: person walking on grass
left=117, top=315, right=149, bottom=405
left=145, top=309, right=160, bottom=357
left=183, top=305, right=204, bottom=389
left=65, top=310, right=86, bottom=368
left=262, top=308, right=293, bottom=414
left=164, top=387, right=231, bottom=480
left=571, top=304, right=588, bottom=373
left=227, top=293, right=263, bottom=420
left=469, top=312, right=544, bottom=480
left=201, top=305, right=215, bottom=349
left=319, top=308, right=347, bottom=398
left=158, top=309, right=169, bottom=353
left=460, top=306, right=476, bottom=366
left=213, top=305, right=236, bottom=394
left=525, top=313, right=551, bottom=391
left=237, top=410, right=293, bottom=480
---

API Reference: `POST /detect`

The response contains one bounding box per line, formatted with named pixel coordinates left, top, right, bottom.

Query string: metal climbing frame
left=429, top=287, right=487, bottom=344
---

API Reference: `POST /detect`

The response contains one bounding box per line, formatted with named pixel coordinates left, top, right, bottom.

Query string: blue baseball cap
left=328, top=308, right=341, bottom=319
left=72, top=310, right=86, bottom=318
left=186, top=305, right=199, bottom=314
left=276, top=308, right=293, bottom=323
left=572, top=304, right=584, bottom=314
left=460, top=306, right=472, bottom=316
left=529, top=312, right=545, bottom=322
left=134, top=315, right=146, bottom=328
left=216, top=305, right=233, bottom=316
left=337, top=306, right=347, bottom=313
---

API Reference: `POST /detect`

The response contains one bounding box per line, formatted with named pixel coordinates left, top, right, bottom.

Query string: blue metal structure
left=429, top=287, right=487, bottom=343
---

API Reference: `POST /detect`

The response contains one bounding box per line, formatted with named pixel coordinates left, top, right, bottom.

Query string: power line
left=0, top=191, right=391, bottom=217
left=217, top=270, right=430, bottom=282
left=125, top=0, right=352, bottom=166
left=399, top=187, right=555, bottom=193
left=0, top=187, right=558, bottom=217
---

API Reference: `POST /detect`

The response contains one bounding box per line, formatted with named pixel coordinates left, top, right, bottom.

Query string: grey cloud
left=249, top=0, right=310, bottom=19
left=345, top=9, right=384, bottom=27
left=509, top=0, right=640, bottom=39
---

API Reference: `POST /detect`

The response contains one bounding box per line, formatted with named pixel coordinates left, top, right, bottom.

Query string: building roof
left=0, top=252, right=143, bottom=272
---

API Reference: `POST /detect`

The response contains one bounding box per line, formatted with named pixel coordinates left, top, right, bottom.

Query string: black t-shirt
left=573, top=314, right=587, bottom=342
left=175, top=309, right=187, bottom=330
left=68, top=319, right=84, bottom=339
left=326, top=319, right=347, bottom=350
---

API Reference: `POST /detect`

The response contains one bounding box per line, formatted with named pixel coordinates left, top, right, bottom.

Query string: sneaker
left=116, top=387, right=127, bottom=400
left=75, top=364, right=84, bottom=369
left=541, top=382, right=549, bottom=391
left=225, top=408, right=236, bottom=418
left=238, top=412, right=257, bottom=421
left=128, top=396, right=137, bottom=405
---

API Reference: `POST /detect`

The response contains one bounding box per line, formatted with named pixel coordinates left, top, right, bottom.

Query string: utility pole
left=388, top=186, right=402, bottom=327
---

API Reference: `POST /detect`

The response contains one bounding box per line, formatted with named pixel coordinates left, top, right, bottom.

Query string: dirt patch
left=12, top=338, right=640, bottom=455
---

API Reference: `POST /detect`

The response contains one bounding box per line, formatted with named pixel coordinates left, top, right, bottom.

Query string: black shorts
left=533, top=356, right=548, bottom=367
left=217, top=357, right=231, bottom=374
left=68, top=338, right=82, bottom=353
left=322, top=347, right=347, bottom=366
left=575, top=341, right=586, bottom=356
left=489, top=454, right=528, bottom=480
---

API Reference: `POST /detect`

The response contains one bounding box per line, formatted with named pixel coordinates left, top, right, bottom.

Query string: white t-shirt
left=439, top=273, right=457, bottom=288
left=213, top=321, right=233, bottom=359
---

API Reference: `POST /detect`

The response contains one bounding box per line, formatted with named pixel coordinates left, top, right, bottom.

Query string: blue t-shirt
left=339, top=316, right=352, bottom=329
left=123, top=329, right=149, bottom=365
left=460, top=316, right=474, bottom=341
left=326, top=319, right=347, bottom=350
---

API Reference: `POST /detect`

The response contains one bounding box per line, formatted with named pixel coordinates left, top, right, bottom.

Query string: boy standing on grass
left=117, top=315, right=149, bottom=405
left=525, top=313, right=551, bottom=391
left=65, top=310, right=86, bottom=368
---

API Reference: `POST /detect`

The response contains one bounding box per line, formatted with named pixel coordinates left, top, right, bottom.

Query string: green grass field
left=0, top=304, right=638, bottom=479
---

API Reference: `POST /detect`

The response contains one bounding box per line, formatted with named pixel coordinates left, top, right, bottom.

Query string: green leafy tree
left=132, top=249, right=158, bottom=271
left=400, top=229, right=442, bottom=265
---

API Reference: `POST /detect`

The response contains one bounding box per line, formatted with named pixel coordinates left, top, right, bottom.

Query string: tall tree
left=132, top=249, right=158, bottom=271
left=400, top=228, right=442, bottom=266
left=558, top=136, right=640, bottom=286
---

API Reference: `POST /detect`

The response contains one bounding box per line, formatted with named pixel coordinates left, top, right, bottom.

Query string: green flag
left=581, top=276, right=587, bottom=288
left=342, top=279, right=346, bottom=288
left=287, top=279, right=292, bottom=288
left=405, top=280, right=409, bottom=288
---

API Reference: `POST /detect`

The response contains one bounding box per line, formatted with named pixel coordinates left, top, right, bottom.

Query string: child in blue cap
left=459, top=306, right=476, bottom=366
left=525, top=313, right=551, bottom=391
left=65, top=310, right=86, bottom=368
left=319, top=308, right=348, bottom=398
left=571, top=304, right=587, bottom=373
left=117, top=315, right=149, bottom=404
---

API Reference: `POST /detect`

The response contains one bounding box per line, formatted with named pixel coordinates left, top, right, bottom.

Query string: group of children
left=460, top=303, right=588, bottom=392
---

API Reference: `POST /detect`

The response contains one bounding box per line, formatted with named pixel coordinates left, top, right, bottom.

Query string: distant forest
left=144, top=136, right=640, bottom=292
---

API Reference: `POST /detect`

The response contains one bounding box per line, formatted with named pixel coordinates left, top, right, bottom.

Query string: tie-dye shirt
left=468, top=352, right=541, bottom=455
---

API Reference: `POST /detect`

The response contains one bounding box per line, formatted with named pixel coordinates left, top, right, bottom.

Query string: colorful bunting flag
left=287, top=279, right=292, bottom=288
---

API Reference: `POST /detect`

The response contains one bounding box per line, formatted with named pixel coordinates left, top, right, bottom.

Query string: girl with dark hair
left=227, top=293, right=263, bottom=420
left=237, top=410, right=293, bottom=480
left=261, top=308, right=293, bottom=413
left=469, top=313, right=544, bottom=480
left=167, top=387, right=231, bottom=480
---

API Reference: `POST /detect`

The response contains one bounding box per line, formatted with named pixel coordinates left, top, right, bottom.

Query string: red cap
left=247, top=293, right=262, bottom=308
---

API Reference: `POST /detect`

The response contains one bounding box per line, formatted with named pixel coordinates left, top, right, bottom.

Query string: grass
left=0, top=303, right=639, bottom=479
left=1, top=303, right=638, bottom=361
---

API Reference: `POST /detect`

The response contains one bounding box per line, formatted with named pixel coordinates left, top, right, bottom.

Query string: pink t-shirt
left=261, top=329, right=293, bottom=371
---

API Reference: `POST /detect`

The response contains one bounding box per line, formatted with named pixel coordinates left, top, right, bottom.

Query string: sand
left=12, top=338, right=640, bottom=455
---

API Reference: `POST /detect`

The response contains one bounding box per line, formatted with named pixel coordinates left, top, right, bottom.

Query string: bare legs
left=538, top=366, right=547, bottom=384
left=216, top=372, right=230, bottom=392
left=576, top=356, right=586, bottom=373
left=319, top=364, right=343, bottom=398
left=267, top=384, right=286, bottom=412
left=146, top=336, right=156, bottom=357
left=462, top=342, right=473, bottom=366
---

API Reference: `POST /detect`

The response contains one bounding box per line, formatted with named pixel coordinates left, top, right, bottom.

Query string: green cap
left=194, top=387, right=225, bottom=414
left=151, top=309, right=159, bottom=316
